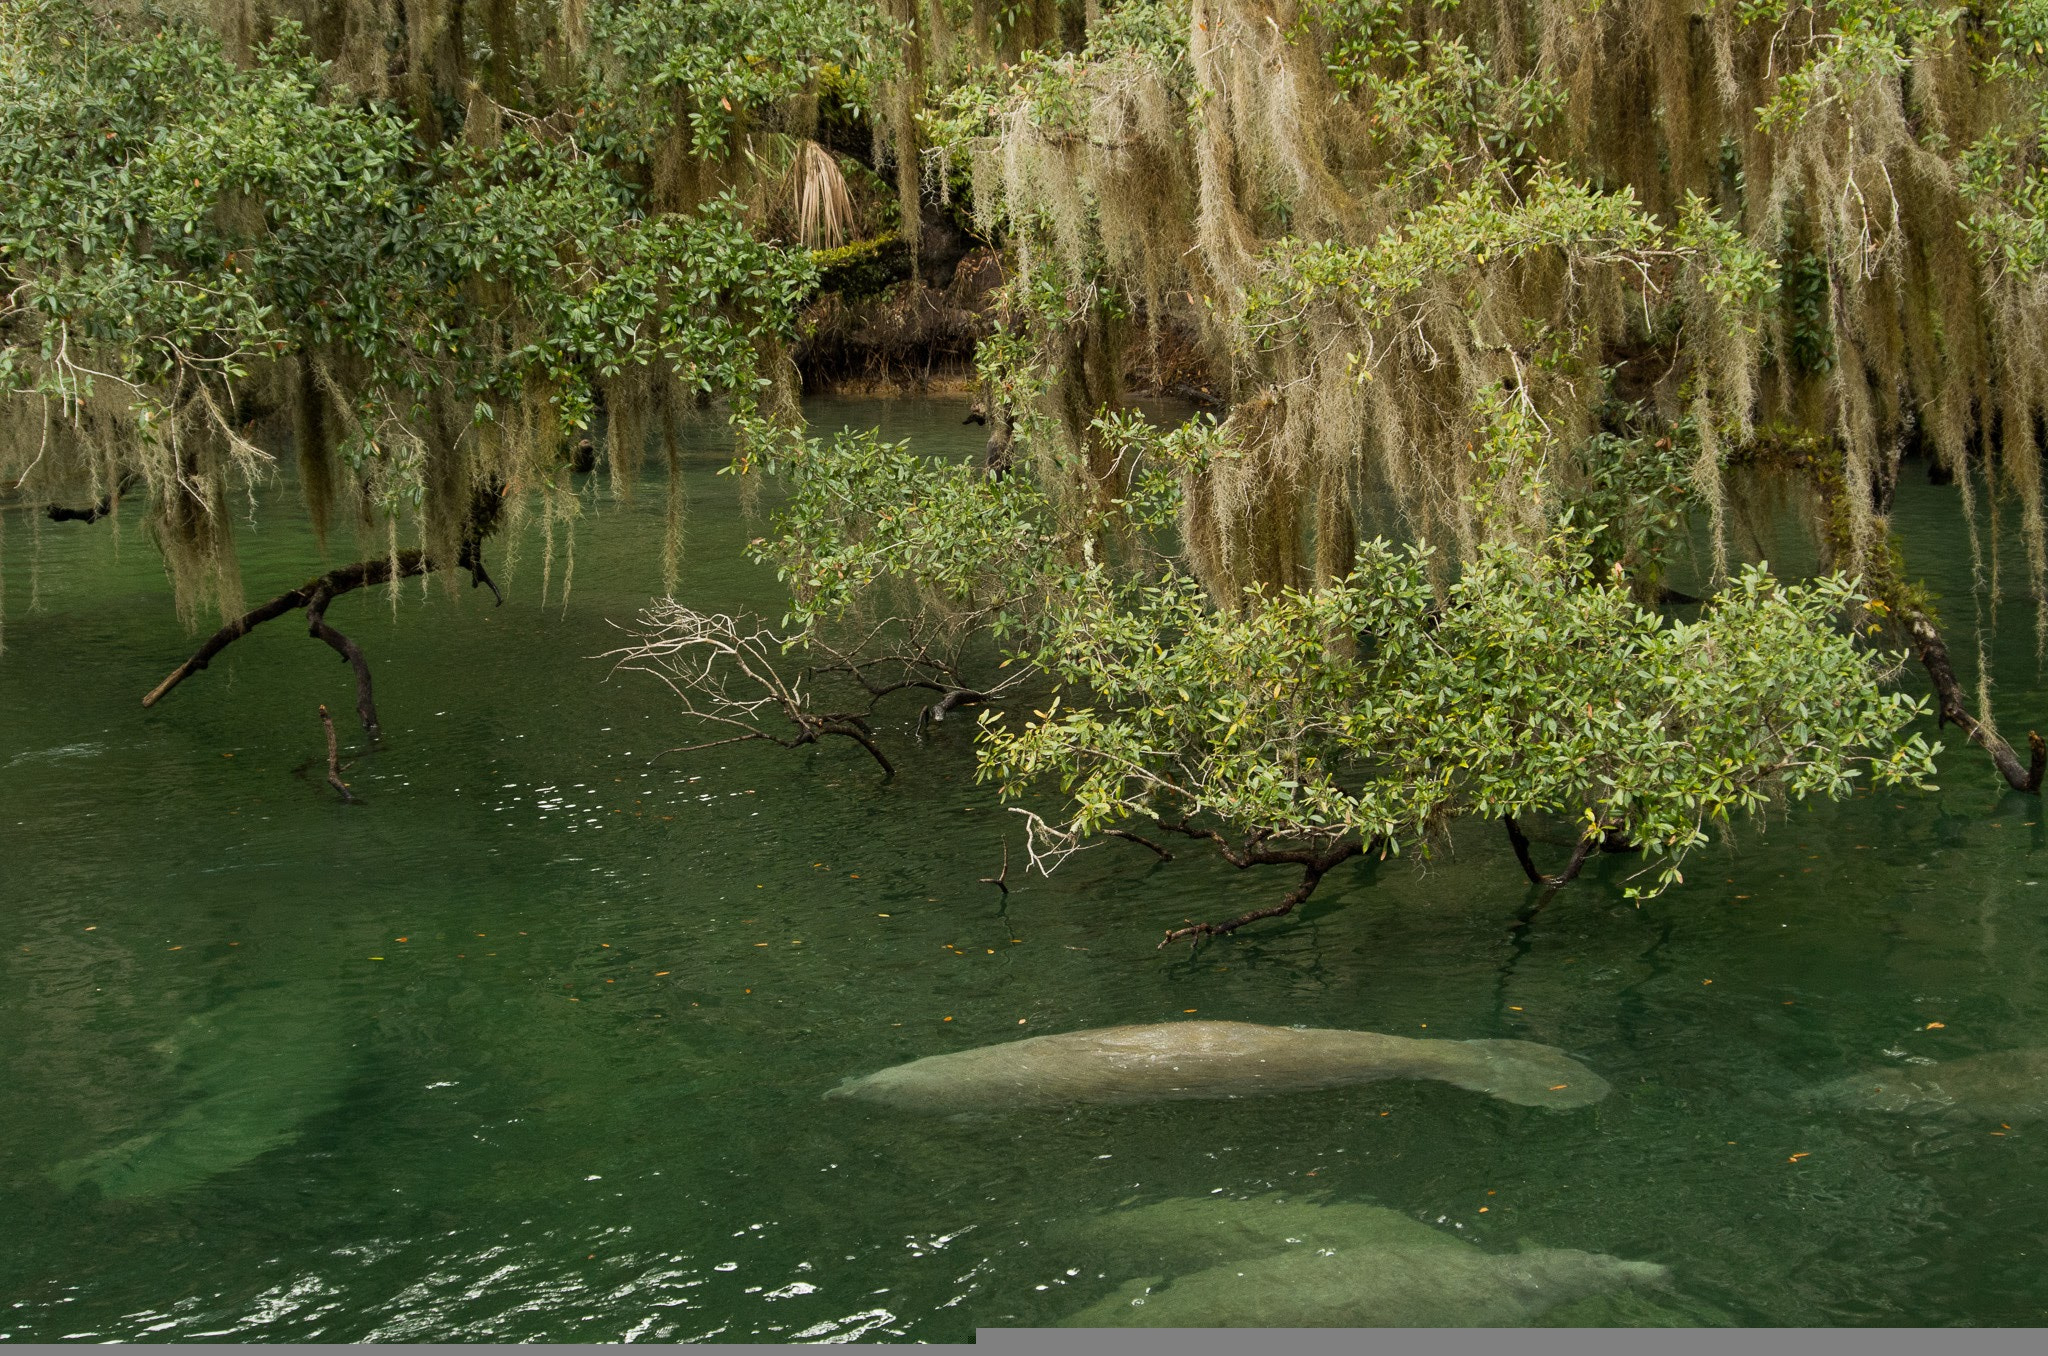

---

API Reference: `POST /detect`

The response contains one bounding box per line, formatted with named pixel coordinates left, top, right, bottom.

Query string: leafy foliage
left=1, top=0, right=816, bottom=618
left=980, top=536, right=1936, bottom=899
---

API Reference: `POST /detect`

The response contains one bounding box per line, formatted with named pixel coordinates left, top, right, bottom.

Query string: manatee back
left=828, top=1021, right=1346, bottom=1111
left=827, top=1022, right=1614, bottom=1112
left=1058, top=1221, right=1666, bottom=1326
left=1807, top=1048, right=2048, bottom=1120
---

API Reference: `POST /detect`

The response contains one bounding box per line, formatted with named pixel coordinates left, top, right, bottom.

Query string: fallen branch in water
left=318, top=703, right=357, bottom=804
left=978, top=841, right=1009, bottom=896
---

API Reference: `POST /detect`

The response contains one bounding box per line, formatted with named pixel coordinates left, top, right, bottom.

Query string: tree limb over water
left=1734, top=432, right=2045, bottom=795
left=604, top=603, right=1029, bottom=781
left=1901, top=607, right=2045, bottom=794
left=1501, top=816, right=1598, bottom=891
left=44, top=473, right=140, bottom=523
left=141, top=543, right=502, bottom=740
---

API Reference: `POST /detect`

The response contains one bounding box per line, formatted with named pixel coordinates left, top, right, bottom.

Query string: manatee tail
left=1436, top=1039, right=1612, bottom=1108
left=1616, top=1259, right=1672, bottom=1286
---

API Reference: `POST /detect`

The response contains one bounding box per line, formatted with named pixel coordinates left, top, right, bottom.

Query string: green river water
left=2, top=397, right=2046, bottom=1338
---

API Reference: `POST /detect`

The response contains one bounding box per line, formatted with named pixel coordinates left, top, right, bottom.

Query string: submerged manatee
left=1057, top=1195, right=1668, bottom=1327
left=1805, top=1048, right=2048, bottom=1122
left=47, top=987, right=354, bottom=1199
left=826, top=1020, right=1608, bottom=1112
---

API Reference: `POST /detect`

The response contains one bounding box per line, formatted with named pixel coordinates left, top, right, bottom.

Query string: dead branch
left=605, top=605, right=907, bottom=778
left=318, top=703, right=356, bottom=804
left=145, top=552, right=428, bottom=736
left=978, top=841, right=1009, bottom=896
left=306, top=581, right=382, bottom=738
left=1008, top=806, right=1097, bottom=875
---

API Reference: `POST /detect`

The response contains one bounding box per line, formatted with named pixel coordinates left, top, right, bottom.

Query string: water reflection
left=2, top=397, right=2048, bottom=1333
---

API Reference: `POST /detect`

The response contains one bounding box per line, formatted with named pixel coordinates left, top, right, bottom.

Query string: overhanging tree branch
left=44, top=472, right=140, bottom=523
left=1733, top=431, right=2042, bottom=795
left=1157, top=838, right=1367, bottom=949
left=608, top=603, right=1028, bottom=780
left=1502, top=815, right=1599, bottom=889
left=142, top=543, right=502, bottom=738
left=1900, top=605, right=2045, bottom=794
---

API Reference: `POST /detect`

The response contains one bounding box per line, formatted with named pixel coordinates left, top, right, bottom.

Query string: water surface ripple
left=3, top=400, right=2046, bottom=1336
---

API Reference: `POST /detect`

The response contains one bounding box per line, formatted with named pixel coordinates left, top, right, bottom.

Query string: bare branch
left=1157, top=840, right=1365, bottom=950
left=142, top=541, right=503, bottom=735
left=604, top=603, right=957, bottom=780
left=978, top=841, right=1010, bottom=896
left=1103, top=828, right=1174, bottom=860
left=318, top=704, right=357, bottom=804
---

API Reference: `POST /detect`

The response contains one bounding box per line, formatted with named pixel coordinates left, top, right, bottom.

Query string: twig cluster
left=603, top=602, right=1030, bottom=779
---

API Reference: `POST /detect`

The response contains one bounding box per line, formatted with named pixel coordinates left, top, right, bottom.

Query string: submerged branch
left=1157, top=840, right=1365, bottom=950
left=978, top=841, right=1010, bottom=896
left=318, top=703, right=356, bottom=804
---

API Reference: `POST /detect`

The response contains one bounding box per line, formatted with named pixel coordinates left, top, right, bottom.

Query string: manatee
left=48, top=987, right=353, bottom=1199
left=1056, top=1195, right=1668, bottom=1327
left=1804, top=1047, right=2048, bottom=1122
left=825, top=1020, right=1608, bottom=1112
